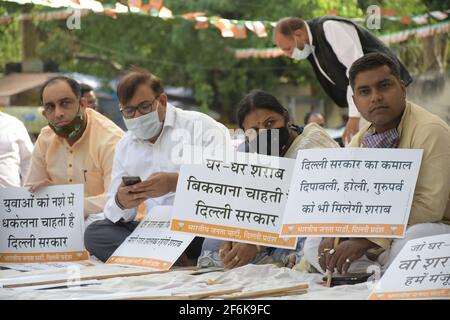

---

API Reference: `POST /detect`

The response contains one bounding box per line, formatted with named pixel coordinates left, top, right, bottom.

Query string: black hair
left=80, top=83, right=94, bottom=96
left=117, top=67, right=164, bottom=106
left=39, top=76, right=81, bottom=104
left=304, top=111, right=326, bottom=125
left=349, top=52, right=401, bottom=89
left=274, top=17, right=306, bottom=38
left=237, top=90, right=290, bottom=129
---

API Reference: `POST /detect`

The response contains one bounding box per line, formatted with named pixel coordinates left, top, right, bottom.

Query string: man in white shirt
left=84, top=68, right=231, bottom=263
left=273, top=16, right=412, bottom=145
left=0, top=111, right=33, bottom=187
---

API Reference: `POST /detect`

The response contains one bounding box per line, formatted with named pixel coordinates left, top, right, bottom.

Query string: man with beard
left=26, top=76, right=124, bottom=225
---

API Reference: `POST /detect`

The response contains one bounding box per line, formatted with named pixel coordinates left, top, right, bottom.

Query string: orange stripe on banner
left=281, top=223, right=405, bottom=236
left=171, top=219, right=296, bottom=247
left=369, top=289, right=450, bottom=300
left=107, top=256, right=172, bottom=270
left=0, top=251, right=89, bottom=263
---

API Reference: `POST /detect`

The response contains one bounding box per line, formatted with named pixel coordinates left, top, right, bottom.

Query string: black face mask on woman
left=241, top=126, right=291, bottom=156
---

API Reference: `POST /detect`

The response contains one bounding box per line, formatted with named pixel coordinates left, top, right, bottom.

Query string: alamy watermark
left=66, top=8, right=81, bottom=30
left=366, top=5, right=382, bottom=30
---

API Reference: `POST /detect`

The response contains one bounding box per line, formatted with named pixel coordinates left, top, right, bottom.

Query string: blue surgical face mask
left=123, top=104, right=163, bottom=141
left=291, top=36, right=312, bottom=60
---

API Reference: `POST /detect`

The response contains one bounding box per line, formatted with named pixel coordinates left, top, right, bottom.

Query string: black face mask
left=241, top=127, right=291, bottom=156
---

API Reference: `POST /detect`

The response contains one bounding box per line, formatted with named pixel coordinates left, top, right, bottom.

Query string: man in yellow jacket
left=304, top=53, right=450, bottom=275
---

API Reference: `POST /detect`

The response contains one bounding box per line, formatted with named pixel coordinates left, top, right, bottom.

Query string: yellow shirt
left=25, top=108, right=124, bottom=217
left=348, top=101, right=450, bottom=250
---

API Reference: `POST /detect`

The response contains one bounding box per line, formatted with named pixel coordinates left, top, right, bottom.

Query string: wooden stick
left=182, top=288, right=242, bottom=300
left=190, top=267, right=225, bottom=275
left=267, top=289, right=308, bottom=298
left=123, top=288, right=243, bottom=300
left=327, top=237, right=340, bottom=287
left=213, top=283, right=309, bottom=300
left=2, top=266, right=199, bottom=289
left=217, top=289, right=308, bottom=300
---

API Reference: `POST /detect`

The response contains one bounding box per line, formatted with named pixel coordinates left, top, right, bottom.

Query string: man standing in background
left=273, top=16, right=412, bottom=144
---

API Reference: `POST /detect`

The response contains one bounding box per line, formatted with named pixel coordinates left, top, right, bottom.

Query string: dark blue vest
left=306, top=16, right=413, bottom=108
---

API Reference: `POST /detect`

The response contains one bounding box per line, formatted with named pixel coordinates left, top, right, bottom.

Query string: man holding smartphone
left=84, top=68, right=231, bottom=264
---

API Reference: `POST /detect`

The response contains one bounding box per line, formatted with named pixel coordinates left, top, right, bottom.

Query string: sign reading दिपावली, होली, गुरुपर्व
left=0, top=184, right=88, bottom=263
left=281, top=148, right=423, bottom=238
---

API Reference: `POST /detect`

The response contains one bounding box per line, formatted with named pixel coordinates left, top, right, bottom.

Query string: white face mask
left=291, top=36, right=312, bottom=60
left=123, top=105, right=163, bottom=141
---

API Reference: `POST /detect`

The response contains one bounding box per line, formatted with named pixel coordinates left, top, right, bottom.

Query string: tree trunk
left=422, top=34, right=448, bottom=73
left=20, top=6, right=39, bottom=61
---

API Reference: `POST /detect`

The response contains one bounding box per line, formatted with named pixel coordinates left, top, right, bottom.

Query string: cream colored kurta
left=25, top=108, right=124, bottom=217
left=284, top=123, right=340, bottom=159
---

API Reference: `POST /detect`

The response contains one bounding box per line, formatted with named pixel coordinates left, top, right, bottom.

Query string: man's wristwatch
left=115, top=192, right=126, bottom=210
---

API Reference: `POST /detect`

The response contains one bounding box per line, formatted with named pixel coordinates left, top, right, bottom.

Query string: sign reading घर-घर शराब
left=170, top=152, right=297, bottom=248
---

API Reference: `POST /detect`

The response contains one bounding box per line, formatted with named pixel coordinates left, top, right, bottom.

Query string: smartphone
left=122, top=176, right=142, bottom=186
left=322, top=272, right=374, bottom=286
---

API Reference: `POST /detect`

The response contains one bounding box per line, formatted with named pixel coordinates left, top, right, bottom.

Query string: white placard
left=170, top=152, right=297, bottom=248
left=281, top=148, right=422, bottom=237
left=107, top=206, right=195, bottom=270
left=0, top=185, right=88, bottom=262
left=369, top=233, right=450, bottom=300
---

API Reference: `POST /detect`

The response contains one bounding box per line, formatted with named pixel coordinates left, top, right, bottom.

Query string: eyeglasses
left=120, top=96, right=159, bottom=119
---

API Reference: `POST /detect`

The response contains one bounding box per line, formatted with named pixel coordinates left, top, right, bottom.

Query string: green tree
left=0, top=0, right=449, bottom=122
